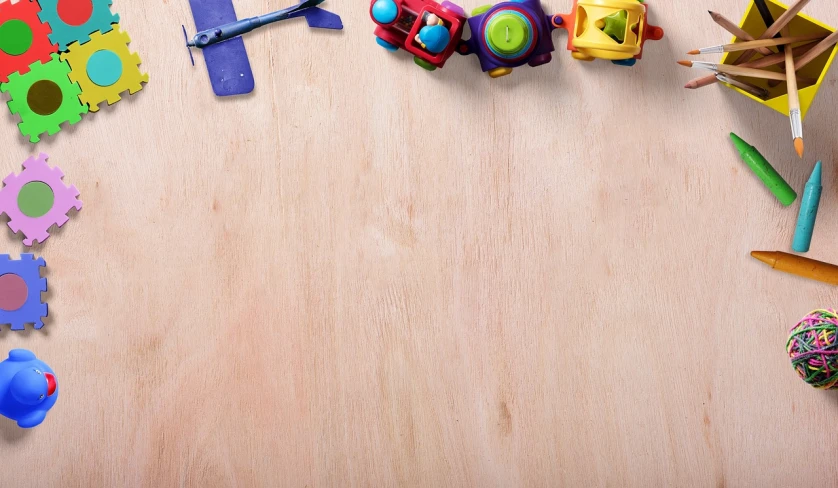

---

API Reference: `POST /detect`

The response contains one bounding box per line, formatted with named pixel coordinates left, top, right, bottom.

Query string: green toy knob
left=487, top=13, right=529, bottom=56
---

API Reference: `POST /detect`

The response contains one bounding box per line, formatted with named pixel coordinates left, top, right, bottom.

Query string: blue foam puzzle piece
left=288, top=7, right=344, bottom=30
left=0, top=254, right=48, bottom=331
left=188, top=0, right=256, bottom=96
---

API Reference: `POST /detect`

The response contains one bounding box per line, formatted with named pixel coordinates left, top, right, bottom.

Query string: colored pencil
left=753, top=0, right=777, bottom=29
left=708, top=11, right=774, bottom=56
left=731, top=0, right=811, bottom=65
left=783, top=27, right=804, bottom=158
left=678, top=60, right=788, bottom=81
left=793, top=30, right=838, bottom=70
left=688, top=33, right=825, bottom=55
left=753, top=0, right=784, bottom=49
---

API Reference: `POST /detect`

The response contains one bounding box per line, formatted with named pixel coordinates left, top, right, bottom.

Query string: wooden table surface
left=1, top=0, right=837, bottom=486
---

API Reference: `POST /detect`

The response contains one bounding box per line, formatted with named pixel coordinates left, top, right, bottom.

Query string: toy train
left=370, top=0, right=664, bottom=77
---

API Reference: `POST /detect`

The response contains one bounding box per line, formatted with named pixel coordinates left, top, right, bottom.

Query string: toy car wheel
left=376, top=37, right=399, bottom=52
left=371, top=0, right=399, bottom=24
left=612, top=58, right=637, bottom=67
left=528, top=53, right=552, bottom=67
left=471, top=4, right=492, bottom=16
left=413, top=56, right=437, bottom=71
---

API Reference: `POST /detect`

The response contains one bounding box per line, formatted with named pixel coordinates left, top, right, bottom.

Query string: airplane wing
left=187, top=0, right=256, bottom=96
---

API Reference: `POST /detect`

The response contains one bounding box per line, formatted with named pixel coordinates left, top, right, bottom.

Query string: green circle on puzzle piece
left=27, top=80, right=64, bottom=116
left=86, top=49, right=123, bottom=87
left=0, top=273, right=28, bottom=312
left=487, top=14, right=529, bottom=56
left=17, top=181, right=55, bottom=218
left=0, top=20, right=34, bottom=56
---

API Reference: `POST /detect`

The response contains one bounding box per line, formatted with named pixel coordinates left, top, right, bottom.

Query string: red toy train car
left=370, top=0, right=467, bottom=71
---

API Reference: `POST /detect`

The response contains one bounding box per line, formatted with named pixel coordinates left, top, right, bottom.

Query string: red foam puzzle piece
left=0, top=0, right=58, bottom=83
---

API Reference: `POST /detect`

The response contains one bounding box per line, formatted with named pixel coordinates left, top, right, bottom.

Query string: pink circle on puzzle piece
left=0, top=274, right=28, bottom=311
left=0, top=154, right=82, bottom=247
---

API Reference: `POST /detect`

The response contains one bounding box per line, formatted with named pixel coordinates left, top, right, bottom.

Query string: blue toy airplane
left=184, top=0, right=342, bottom=96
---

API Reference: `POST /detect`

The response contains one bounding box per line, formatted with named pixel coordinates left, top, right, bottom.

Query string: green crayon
left=730, top=132, right=797, bottom=206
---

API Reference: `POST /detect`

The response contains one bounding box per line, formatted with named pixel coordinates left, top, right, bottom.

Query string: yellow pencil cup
left=720, top=0, right=837, bottom=120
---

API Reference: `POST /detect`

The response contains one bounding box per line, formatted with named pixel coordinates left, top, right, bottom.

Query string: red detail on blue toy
left=0, top=349, right=58, bottom=428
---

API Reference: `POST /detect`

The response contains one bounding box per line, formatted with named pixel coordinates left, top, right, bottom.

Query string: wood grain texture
left=1, top=1, right=837, bottom=486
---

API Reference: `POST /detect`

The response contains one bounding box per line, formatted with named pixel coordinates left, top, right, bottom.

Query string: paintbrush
left=679, top=60, right=788, bottom=81
left=688, top=33, right=825, bottom=55
left=782, top=27, right=804, bottom=158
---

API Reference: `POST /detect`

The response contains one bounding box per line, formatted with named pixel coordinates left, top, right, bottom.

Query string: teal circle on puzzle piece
left=86, top=49, right=122, bottom=86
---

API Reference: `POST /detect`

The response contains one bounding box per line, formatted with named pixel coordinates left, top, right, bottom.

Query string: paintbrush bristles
left=795, top=139, right=805, bottom=158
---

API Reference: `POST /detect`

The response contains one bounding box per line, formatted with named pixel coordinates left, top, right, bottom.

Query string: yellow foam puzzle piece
left=60, top=25, right=148, bottom=113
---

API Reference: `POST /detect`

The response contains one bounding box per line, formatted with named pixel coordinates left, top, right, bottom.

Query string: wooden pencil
left=783, top=27, right=804, bottom=158
left=731, top=0, right=811, bottom=65
left=708, top=11, right=774, bottom=56
left=688, top=33, right=825, bottom=55
left=753, top=0, right=784, bottom=48
left=686, top=0, right=817, bottom=91
left=793, top=30, right=838, bottom=70
left=751, top=40, right=820, bottom=68
left=678, top=60, right=789, bottom=81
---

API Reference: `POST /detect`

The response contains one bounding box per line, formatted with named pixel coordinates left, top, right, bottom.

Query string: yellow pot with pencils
left=720, top=0, right=837, bottom=121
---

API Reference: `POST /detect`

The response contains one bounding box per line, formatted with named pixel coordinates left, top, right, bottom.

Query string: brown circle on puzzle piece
left=0, top=274, right=28, bottom=311
left=27, top=80, right=64, bottom=116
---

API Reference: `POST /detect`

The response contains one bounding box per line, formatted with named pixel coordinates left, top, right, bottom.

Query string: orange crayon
left=751, top=251, right=838, bottom=285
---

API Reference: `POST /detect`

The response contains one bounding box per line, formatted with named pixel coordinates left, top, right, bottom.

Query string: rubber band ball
left=787, top=309, right=838, bottom=389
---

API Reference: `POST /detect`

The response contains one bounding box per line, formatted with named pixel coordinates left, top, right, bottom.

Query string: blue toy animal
left=0, top=349, right=58, bottom=428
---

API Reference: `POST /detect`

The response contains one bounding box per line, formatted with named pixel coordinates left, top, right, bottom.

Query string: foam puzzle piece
left=0, top=53, right=88, bottom=143
left=36, top=0, right=119, bottom=51
left=61, top=25, right=147, bottom=112
left=188, top=0, right=255, bottom=96
left=0, top=153, right=82, bottom=246
left=0, top=0, right=58, bottom=83
left=0, top=254, right=47, bottom=331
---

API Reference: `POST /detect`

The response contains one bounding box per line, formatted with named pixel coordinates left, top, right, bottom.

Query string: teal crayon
left=730, top=133, right=797, bottom=206
left=792, top=161, right=822, bottom=253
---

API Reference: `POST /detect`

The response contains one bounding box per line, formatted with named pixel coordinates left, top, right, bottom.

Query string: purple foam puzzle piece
left=188, top=0, right=255, bottom=96
left=0, top=154, right=82, bottom=247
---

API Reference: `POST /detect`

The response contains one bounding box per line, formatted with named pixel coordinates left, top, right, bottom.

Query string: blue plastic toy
left=418, top=24, right=450, bottom=53
left=0, top=349, right=58, bottom=428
